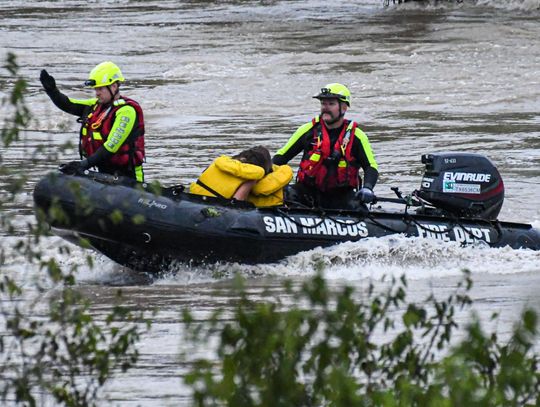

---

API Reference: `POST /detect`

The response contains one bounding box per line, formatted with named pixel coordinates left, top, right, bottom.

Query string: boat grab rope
left=364, top=210, right=502, bottom=246
left=276, top=204, right=374, bottom=230
left=275, top=204, right=502, bottom=245
left=401, top=210, right=503, bottom=245
left=405, top=191, right=503, bottom=245
left=366, top=212, right=413, bottom=234
left=453, top=217, right=503, bottom=245
left=275, top=206, right=402, bottom=231
left=275, top=207, right=327, bottom=229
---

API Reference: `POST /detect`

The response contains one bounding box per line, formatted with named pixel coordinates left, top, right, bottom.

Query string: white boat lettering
left=416, top=224, right=450, bottom=242
left=276, top=216, right=298, bottom=234
left=137, top=198, right=167, bottom=210
left=323, top=218, right=337, bottom=236
left=263, top=216, right=298, bottom=234
left=263, top=216, right=276, bottom=232
left=443, top=172, right=491, bottom=183
left=299, top=216, right=316, bottom=233
left=416, top=223, right=491, bottom=244
left=264, top=216, right=368, bottom=237
left=334, top=218, right=349, bottom=236
left=303, top=218, right=368, bottom=237
left=453, top=226, right=491, bottom=244
left=315, top=219, right=328, bottom=235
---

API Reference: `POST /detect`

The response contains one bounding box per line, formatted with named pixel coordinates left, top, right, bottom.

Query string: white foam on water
left=390, top=0, right=540, bottom=11
left=73, top=256, right=154, bottom=286
left=151, top=262, right=230, bottom=286
left=5, top=234, right=155, bottom=287
left=272, top=235, right=540, bottom=281
left=148, top=234, right=540, bottom=286
left=476, top=0, right=540, bottom=11
left=10, top=215, right=539, bottom=287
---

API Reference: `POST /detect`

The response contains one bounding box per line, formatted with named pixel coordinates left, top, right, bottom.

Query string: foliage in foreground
left=0, top=53, right=149, bottom=406
left=183, top=271, right=540, bottom=406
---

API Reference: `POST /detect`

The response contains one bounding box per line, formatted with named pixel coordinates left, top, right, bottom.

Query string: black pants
left=284, top=183, right=365, bottom=211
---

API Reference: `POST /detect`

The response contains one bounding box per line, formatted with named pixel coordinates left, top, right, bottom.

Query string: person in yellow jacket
left=248, top=164, right=293, bottom=207
left=189, top=146, right=292, bottom=207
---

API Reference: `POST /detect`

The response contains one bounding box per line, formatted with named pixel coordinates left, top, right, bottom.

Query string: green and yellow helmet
left=313, top=83, right=351, bottom=107
left=84, top=61, right=125, bottom=88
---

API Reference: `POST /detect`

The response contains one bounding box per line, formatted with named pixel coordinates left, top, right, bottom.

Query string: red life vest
left=297, top=118, right=360, bottom=191
left=80, top=97, right=145, bottom=168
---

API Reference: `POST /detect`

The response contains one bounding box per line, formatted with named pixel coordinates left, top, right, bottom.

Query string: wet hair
left=233, top=146, right=272, bottom=175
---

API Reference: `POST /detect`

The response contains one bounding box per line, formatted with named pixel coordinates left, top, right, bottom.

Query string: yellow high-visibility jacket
left=248, top=164, right=293, bottom=207
left=189, top=157, right=292, bottom=207
left=189, top=155, right=265, bottom=198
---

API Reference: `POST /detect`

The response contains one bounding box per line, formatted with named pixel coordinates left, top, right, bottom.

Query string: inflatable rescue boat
left=33, top=152, right=540, bottom=273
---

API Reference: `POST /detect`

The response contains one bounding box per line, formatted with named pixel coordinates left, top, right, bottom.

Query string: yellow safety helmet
left=313, top=83, right=351, bottom=107
left=84, top=61, right=125, bottom=88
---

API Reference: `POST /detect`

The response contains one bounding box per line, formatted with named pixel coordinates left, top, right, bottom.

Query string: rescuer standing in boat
left=273, top=83, right=378, bottom=209
left=40, top=61, right=145, bottom=182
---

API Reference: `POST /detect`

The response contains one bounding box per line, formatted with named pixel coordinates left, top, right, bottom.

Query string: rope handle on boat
left=277, top=203, right=375, bottom=229
left=276, top=206, right=402, bottom=231
left=404, top=211, right=503, bottom=245
left=275, top=207, right=328, bottom=229
left=276, top=204, right=453, bottom=236
left=281, top=200, right=369, bottom=228
left=325, top=213, right=369, bottom=227
left=276, top=187, right=419, bottom=231
left=454, top=218, right=503, bottom=245
left=407, top=190, right=503, bottom=244
left=365, top=210, right=502, bottom=246
left=365, top=212, right=412, bottom=234
left=395, top=189, right=502, bottom=244
left=278, top=204, right=501, bottom=245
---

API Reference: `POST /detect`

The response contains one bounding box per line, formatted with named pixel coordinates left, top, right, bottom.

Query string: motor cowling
left=417, top=152, right=504, bottom=220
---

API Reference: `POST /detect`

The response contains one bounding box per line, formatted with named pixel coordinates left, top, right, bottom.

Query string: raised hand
left=40, top=69, right=56, bottom=91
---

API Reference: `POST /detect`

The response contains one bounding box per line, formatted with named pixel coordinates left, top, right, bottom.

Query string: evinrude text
left=443, top=172, right=491, bottom=183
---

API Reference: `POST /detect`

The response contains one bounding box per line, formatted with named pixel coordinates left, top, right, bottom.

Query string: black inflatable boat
left=33, top=152, right=540, bottom=273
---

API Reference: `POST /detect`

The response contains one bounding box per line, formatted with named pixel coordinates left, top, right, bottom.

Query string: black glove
left=59, top=161, right=84, bottom=175
left=356, top=187, right=375, bottom=204
left=325, top=149, right=342, bottom=164
left=40, top=69, right=56, bottom=92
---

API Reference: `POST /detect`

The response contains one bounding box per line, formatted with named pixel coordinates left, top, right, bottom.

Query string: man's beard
left=322, top=111, right=340, bottom=125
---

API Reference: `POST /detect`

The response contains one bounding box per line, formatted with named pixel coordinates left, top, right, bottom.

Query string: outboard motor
left=417, top=152, right=504, bottom=220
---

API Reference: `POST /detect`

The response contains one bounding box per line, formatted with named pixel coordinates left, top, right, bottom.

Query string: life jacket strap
left=196, top=179, right=226, bottom=199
